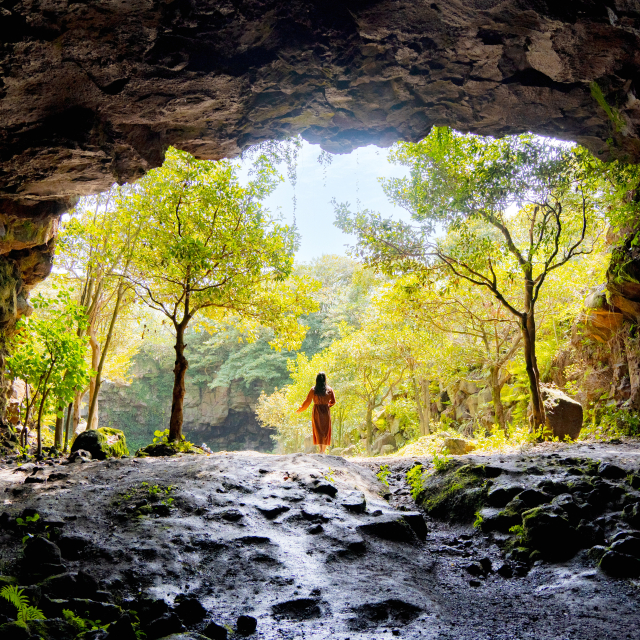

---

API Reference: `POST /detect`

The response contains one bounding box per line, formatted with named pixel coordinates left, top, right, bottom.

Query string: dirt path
left=0, top=442, right=638, bottom=639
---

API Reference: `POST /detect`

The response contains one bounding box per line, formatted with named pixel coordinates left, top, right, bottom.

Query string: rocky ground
left=0, top=441, right=638, bottom=639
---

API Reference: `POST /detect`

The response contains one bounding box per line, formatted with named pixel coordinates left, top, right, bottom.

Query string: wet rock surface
left=0, top=444, right=636, bottom=638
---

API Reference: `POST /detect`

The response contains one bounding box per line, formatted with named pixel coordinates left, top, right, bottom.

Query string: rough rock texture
left=542, top=385, right=583, bottom=440
left=70, top=427, right=130, bottom=460
left=3, top=2, right=640, bottom=283
left=0, top=443, right=639, bottom=638
left=554, top=225, right=640, bottom=411
left=99, top=379, right=274, bottom=453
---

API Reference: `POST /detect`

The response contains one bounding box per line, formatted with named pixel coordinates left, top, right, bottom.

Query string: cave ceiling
left=1, top=0, right=640, bottom=294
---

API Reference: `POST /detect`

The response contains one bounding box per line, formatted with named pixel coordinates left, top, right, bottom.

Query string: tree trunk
left=54, top=404, right=64, bottom=450
left=169, top=324, right=188, bottom=442
left=365, top=406, right=374, bottom=456
left=86, top=281, right=125, bottom=432
left=63, top=402, right=73, bottom=452
left=489, top=365, right=507, bottom=433
left=88, top=330, right=101, bottom=430
left=72, top=390, right=83, bottom=437
left=412, top=375, right=428, bottom=437
left=521, top=314, right=545, bottom=429
left=424, top=380, right=431, bottom=435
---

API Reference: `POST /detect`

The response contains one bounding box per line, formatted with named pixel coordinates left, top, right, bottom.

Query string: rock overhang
left=2, top=0, right=640, bottom=335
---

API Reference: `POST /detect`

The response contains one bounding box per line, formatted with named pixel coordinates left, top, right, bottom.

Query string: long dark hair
left=314, top=372, right=327, bottom=396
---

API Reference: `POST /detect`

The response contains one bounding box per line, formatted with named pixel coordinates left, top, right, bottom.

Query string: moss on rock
left=70, top=427, right=129, bottom=460
left=416, top=463, right=498, bottom=523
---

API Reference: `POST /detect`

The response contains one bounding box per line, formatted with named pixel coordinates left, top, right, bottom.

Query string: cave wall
left=3, top=0, right=640, bottom=413
left=97, top=372, right=274, bottom=453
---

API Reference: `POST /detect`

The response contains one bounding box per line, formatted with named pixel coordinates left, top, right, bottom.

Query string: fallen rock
left=71, top=427, right=129, bottom=460
left=23, top=536, right=62, bottom=568
left=541, top=386, right=583, bottom=441
left=236, top=614, right=257, bottom=635
left=307, top=479, right=338, bottom=497
left=599, top=550, right=640, bottom=578
left=203, top=622, right=228, bottom=640
left=598, top=462, right=628, bottom=480
left=358, top=516, right=417, bottom=543
left=623, top=502, right=640, bottom=527
left=0, top=620, right=30, bottom=640
left=146, top=612, right=185, bottom=640
left=442, top=438, right=476, bottom=455
left=256, top=504, right=290, bottom=519
left=174, top=597, right=207, bottom=625
left=401, top=512, right=428, bottom=541
left=487, top=485, right=525, bottom=508
left=67, top=450, right=92, bottom=464
left=522, top=507, right=577, bottom=560
left=106, top=616, right=137, bottom=640
left=340, top=492, right=367, bottom=514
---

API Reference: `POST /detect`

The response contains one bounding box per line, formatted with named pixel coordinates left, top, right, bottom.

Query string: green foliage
left=473, top=511, right=484, bottom=529
left=589, top=82, right=625, bottom=133
left=0, top=585, right=45, bottom=623
left=7, top=290, right=93, bottom=453
left=406, top=465, right=425, bottom=500
left=150, top=429, right=196, bottom=454
left=376, top=464, right=391, bottom=487
left=432, top=451, right=451, bottom=472
left=582, top=405, right=640, bottom=440
left=323, top=468, right=336, bottom=483
left=62, top=608, right=110, bottom=633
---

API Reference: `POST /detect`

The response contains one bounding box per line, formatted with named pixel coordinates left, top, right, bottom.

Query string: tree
left=7, top=291, right=93, bottom=455
left=123, top=148, right=316, bottom=441
left=58, top=186, right=143, bottom=433
left=336, top=129, right=606, bottom=429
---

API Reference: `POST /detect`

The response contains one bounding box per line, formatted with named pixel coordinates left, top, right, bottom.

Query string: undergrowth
left=0, top=585, right=45, bottom=623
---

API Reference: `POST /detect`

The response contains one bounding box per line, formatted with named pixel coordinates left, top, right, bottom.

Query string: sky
left=239, top=140, right=411, bottom=263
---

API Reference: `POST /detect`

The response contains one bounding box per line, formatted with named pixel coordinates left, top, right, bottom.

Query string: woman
left=297, top=372, right=336, bottom=453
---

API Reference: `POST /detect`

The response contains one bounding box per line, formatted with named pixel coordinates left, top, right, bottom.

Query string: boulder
left=522, top=506, right=577, bottom=560
left=599, top=550, right=640, bottom=578
left=203, top=622, right=228, bottom=640
left=0, top=621, right=30, bottom=640
left=71, top=427, right=129, bottom=460
left=380, top=444, right=395, bottom=456
left=372, top=432, right=396, bottom=454
left=541, top=386, right=583, bottom=441
left=23, top=536, right=62, bottom=569
left=459, top=379, right=479, bottom=395
left=441, top=438, right=476, bottom=455
left=67, top=450, right=92, bottom=464
left=236, top=615, right=257, bottom=635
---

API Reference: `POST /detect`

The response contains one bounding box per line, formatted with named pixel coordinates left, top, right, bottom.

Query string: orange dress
left=299, top=387, right=336, bottom=446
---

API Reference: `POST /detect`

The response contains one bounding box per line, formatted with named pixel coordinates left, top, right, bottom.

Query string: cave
left=2, top=3, right=640, bottom=636
left=3, top=1, right=640, bottom=328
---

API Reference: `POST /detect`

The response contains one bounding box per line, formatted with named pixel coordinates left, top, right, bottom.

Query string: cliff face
left=99, top=371, right=274, bottom=453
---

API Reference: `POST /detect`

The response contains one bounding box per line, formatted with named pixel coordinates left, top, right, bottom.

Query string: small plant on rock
left=377, top=464, right=391, bottom=487
left=0, top=585, right=45, bottom=623
left=406, top=464, right=425, bottom=500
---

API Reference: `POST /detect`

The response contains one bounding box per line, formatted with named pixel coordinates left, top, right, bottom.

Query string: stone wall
left=98, top=376, right=275, bottom=454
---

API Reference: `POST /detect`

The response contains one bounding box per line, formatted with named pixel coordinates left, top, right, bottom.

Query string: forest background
left=7, top=130, right=639, bottom=457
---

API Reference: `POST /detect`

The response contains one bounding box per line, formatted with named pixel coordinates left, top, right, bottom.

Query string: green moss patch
left=70, top=427, right=129, bottom=460
left=415, top=463, right=498, bottom=523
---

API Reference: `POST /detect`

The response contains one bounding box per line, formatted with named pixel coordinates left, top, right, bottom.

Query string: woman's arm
left=296, top=388, right=315, bottom=413
left=328, top=389, right=336, bottom=408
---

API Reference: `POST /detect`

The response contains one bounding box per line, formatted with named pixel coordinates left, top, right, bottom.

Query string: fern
left=1, top=585, right=29, bottom=611
left=0, top=584, right=45, bottom=623
left=19, top=605, right=45, bottom=622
